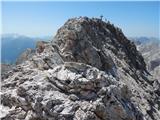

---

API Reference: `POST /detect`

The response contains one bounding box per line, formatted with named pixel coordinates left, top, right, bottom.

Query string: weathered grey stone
left=68, top=94, right=79, bottom=101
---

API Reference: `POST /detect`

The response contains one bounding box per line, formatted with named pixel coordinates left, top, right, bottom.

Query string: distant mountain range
left=131, top=37, right=160, bottom=80
left=1, top=34, right=51, bottom=64
left=129, top=36, right=160, bottom=45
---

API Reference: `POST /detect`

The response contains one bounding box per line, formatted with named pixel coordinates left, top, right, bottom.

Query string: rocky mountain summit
left=1, top=17, right=160, bottom=120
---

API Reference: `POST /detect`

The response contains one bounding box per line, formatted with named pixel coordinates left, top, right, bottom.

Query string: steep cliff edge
left=1, top=17, right=160, bottom=120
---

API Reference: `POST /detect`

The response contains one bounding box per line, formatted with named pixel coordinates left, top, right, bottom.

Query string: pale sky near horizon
left=2, top=1, right=160, bottom=38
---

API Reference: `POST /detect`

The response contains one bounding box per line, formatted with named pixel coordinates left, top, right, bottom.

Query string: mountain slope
left=1, top=17, right=160, bottom=120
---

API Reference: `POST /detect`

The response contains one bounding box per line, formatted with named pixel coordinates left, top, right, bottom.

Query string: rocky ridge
left=1, top=17, right=160, bottom=120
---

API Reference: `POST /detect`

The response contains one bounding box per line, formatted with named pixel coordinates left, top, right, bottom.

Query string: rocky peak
left=1, top=17, right=160, bottom=120
left=53, top=17, right=147, bottom=75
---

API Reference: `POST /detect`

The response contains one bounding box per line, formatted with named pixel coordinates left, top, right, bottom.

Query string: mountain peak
left=1, top=17, right=160, bottom=120
left=53, top=17, right=147, bottom=73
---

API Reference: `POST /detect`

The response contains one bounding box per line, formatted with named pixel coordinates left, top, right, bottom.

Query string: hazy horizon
left=1, top=33, right=160, bottom=40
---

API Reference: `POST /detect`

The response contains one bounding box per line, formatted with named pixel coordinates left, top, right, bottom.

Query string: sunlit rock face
left=53, top=17, right=147, bottom=72
left=1, top=17, right=160, bottom=120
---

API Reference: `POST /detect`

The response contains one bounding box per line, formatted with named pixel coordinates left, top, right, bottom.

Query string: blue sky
left=2, top=1, right=160, bottom=38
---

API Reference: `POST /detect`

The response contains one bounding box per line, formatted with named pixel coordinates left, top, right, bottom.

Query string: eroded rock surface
left=1, top=17, right=160, bottom=120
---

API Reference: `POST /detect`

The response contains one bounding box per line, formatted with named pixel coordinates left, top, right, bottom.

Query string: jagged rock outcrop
left=1, top=64, right=14, bottom=80
left=1, top=17, right=160, bottom=120
left=16, top=41, right=49, bottom=65
left=16, top=48, right=36, bottom=65
left=1, top=64, right=12, bottom=74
